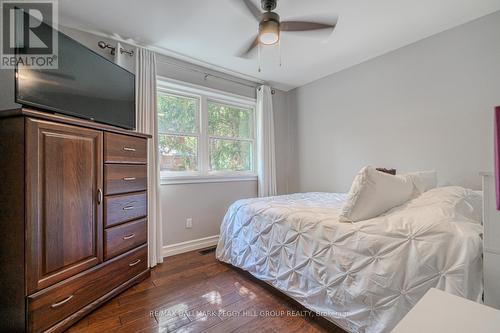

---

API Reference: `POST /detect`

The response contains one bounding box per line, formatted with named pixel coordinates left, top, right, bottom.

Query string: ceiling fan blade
left=236, top=0, right=262, bottom=21
left=236, top=35, right=259, bottom=58
left=280, top=21, right=336, bottom=32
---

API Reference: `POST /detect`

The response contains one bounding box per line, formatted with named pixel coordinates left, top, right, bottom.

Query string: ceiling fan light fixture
left=259, top=20, right=279, bottom=45
left=259, top=12, right=280, bottom=45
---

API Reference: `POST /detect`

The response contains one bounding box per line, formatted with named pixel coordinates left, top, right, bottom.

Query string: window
left=208, top=101, right=253, bottom=172
left=157, top=79, right=256, bottom=182
left=158, top=94, right=199, bottom=172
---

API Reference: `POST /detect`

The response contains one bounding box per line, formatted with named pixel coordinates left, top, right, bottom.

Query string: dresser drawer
left=28, top=245, right=148, bottom=332
left=105, top=192, right=147, bottom=227
left=105, top=132, right=147, bottom=164
left=105, top=164, right=147, bottom=195
left=105, top=219, right=148, bottom=260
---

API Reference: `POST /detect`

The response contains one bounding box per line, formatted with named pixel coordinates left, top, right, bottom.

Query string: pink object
left=495, top=106, right=500, bottom=209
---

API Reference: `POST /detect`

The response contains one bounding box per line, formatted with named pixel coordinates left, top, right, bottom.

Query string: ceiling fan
left=236, top=0, right=337, bottom=58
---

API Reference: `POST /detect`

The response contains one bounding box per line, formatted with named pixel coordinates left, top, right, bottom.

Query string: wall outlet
left=186, top=218, right=193, bottom=229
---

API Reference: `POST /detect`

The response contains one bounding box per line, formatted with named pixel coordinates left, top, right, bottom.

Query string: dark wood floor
left=67, top=249, right=346, bottom=333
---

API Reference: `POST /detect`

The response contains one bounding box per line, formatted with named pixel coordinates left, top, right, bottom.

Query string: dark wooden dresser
left=0, top=108, right=151, bottom=332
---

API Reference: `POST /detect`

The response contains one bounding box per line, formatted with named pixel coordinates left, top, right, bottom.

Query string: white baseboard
left=162, top=235, right=219, bottom=257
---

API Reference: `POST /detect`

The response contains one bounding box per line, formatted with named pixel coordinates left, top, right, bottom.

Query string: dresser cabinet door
left=26, top=119, right=104, bottom=294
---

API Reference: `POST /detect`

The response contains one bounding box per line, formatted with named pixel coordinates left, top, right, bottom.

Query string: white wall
left=161, top=181, right=257, bottom=245
left=288, top=11, right=500, bottom=193
left=273, top=89, right=291, bottom=195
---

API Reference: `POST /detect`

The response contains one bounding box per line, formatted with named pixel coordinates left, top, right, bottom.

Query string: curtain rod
left=156, top=58, right=275, bottom=94
left=89, top=27, right=277, bottom=93
left=96, top=40, right=275, bottom=94
left=98, top=41, right=134, bottom=56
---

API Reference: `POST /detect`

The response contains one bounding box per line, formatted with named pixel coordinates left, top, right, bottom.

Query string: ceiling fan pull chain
left=279, top=40, right=282, bottom=67
left=258, top=43, right=262, bottom=72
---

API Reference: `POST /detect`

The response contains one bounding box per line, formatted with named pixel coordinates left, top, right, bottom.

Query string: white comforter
left=216, top=187, right=483, bottom=333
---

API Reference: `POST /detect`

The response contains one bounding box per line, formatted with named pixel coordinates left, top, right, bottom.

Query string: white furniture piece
left=481, top=172, right=500, bottom=309
left=392, top=288, right=500, bottom=333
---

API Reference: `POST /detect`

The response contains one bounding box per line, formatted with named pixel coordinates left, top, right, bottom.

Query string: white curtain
left=256, top=85, right=277, bottom=197
left=136, top=48, right=163, bottom=267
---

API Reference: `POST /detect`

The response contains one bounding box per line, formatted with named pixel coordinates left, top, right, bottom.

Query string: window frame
left=157, top=77, right=257, bottom=185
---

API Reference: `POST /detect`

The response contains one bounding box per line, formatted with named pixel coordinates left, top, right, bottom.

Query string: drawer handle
left=123, top=233, right=136, bottom=240
left=51, top=295, right=74, bottom=308
left=97, top=189, right=103, bottom=205
left=123, top=147, right=136, bottom=152
left=129, top=259, right=141, bottom=267
left=123, top=205, right=135, bottom=211
left=123, top=177, right=136, bottom=181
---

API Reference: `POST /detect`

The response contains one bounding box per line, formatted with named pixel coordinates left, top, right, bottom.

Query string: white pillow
left=339, top=166, right=415, bottom=222
left=403, top=170, right=437, bottom=194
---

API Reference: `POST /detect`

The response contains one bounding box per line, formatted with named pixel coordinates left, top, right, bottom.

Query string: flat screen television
left=15, top=28, right=136, bottom=130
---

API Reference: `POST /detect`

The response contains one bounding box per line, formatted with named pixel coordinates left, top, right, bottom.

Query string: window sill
left=161, top=175, right=258, bottom=185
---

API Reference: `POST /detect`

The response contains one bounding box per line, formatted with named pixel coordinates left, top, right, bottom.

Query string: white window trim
left=161, top=174, right=258, bottom=185
left=157, top=76, right=257, bottom=185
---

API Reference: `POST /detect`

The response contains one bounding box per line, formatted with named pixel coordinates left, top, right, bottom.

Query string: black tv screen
left=15, top=30, right=136, bottom=130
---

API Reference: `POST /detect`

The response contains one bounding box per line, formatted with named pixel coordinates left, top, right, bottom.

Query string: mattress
left=216, top=186, right=483, bottom=333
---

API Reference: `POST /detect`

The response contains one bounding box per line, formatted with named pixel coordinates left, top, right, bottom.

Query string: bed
left=216, top=186, right=483, bottom=333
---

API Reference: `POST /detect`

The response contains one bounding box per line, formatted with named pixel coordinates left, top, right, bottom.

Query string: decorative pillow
left=339, top=166, right=415, bottom=222
left=403, top=170, right=437, bottom=194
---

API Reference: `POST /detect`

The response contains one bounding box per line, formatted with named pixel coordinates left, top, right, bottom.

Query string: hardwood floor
left=67, top=249, right=346, bottom=333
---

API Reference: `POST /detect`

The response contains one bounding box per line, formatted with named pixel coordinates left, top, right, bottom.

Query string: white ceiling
left=59, top=0, right=500, bottom=91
